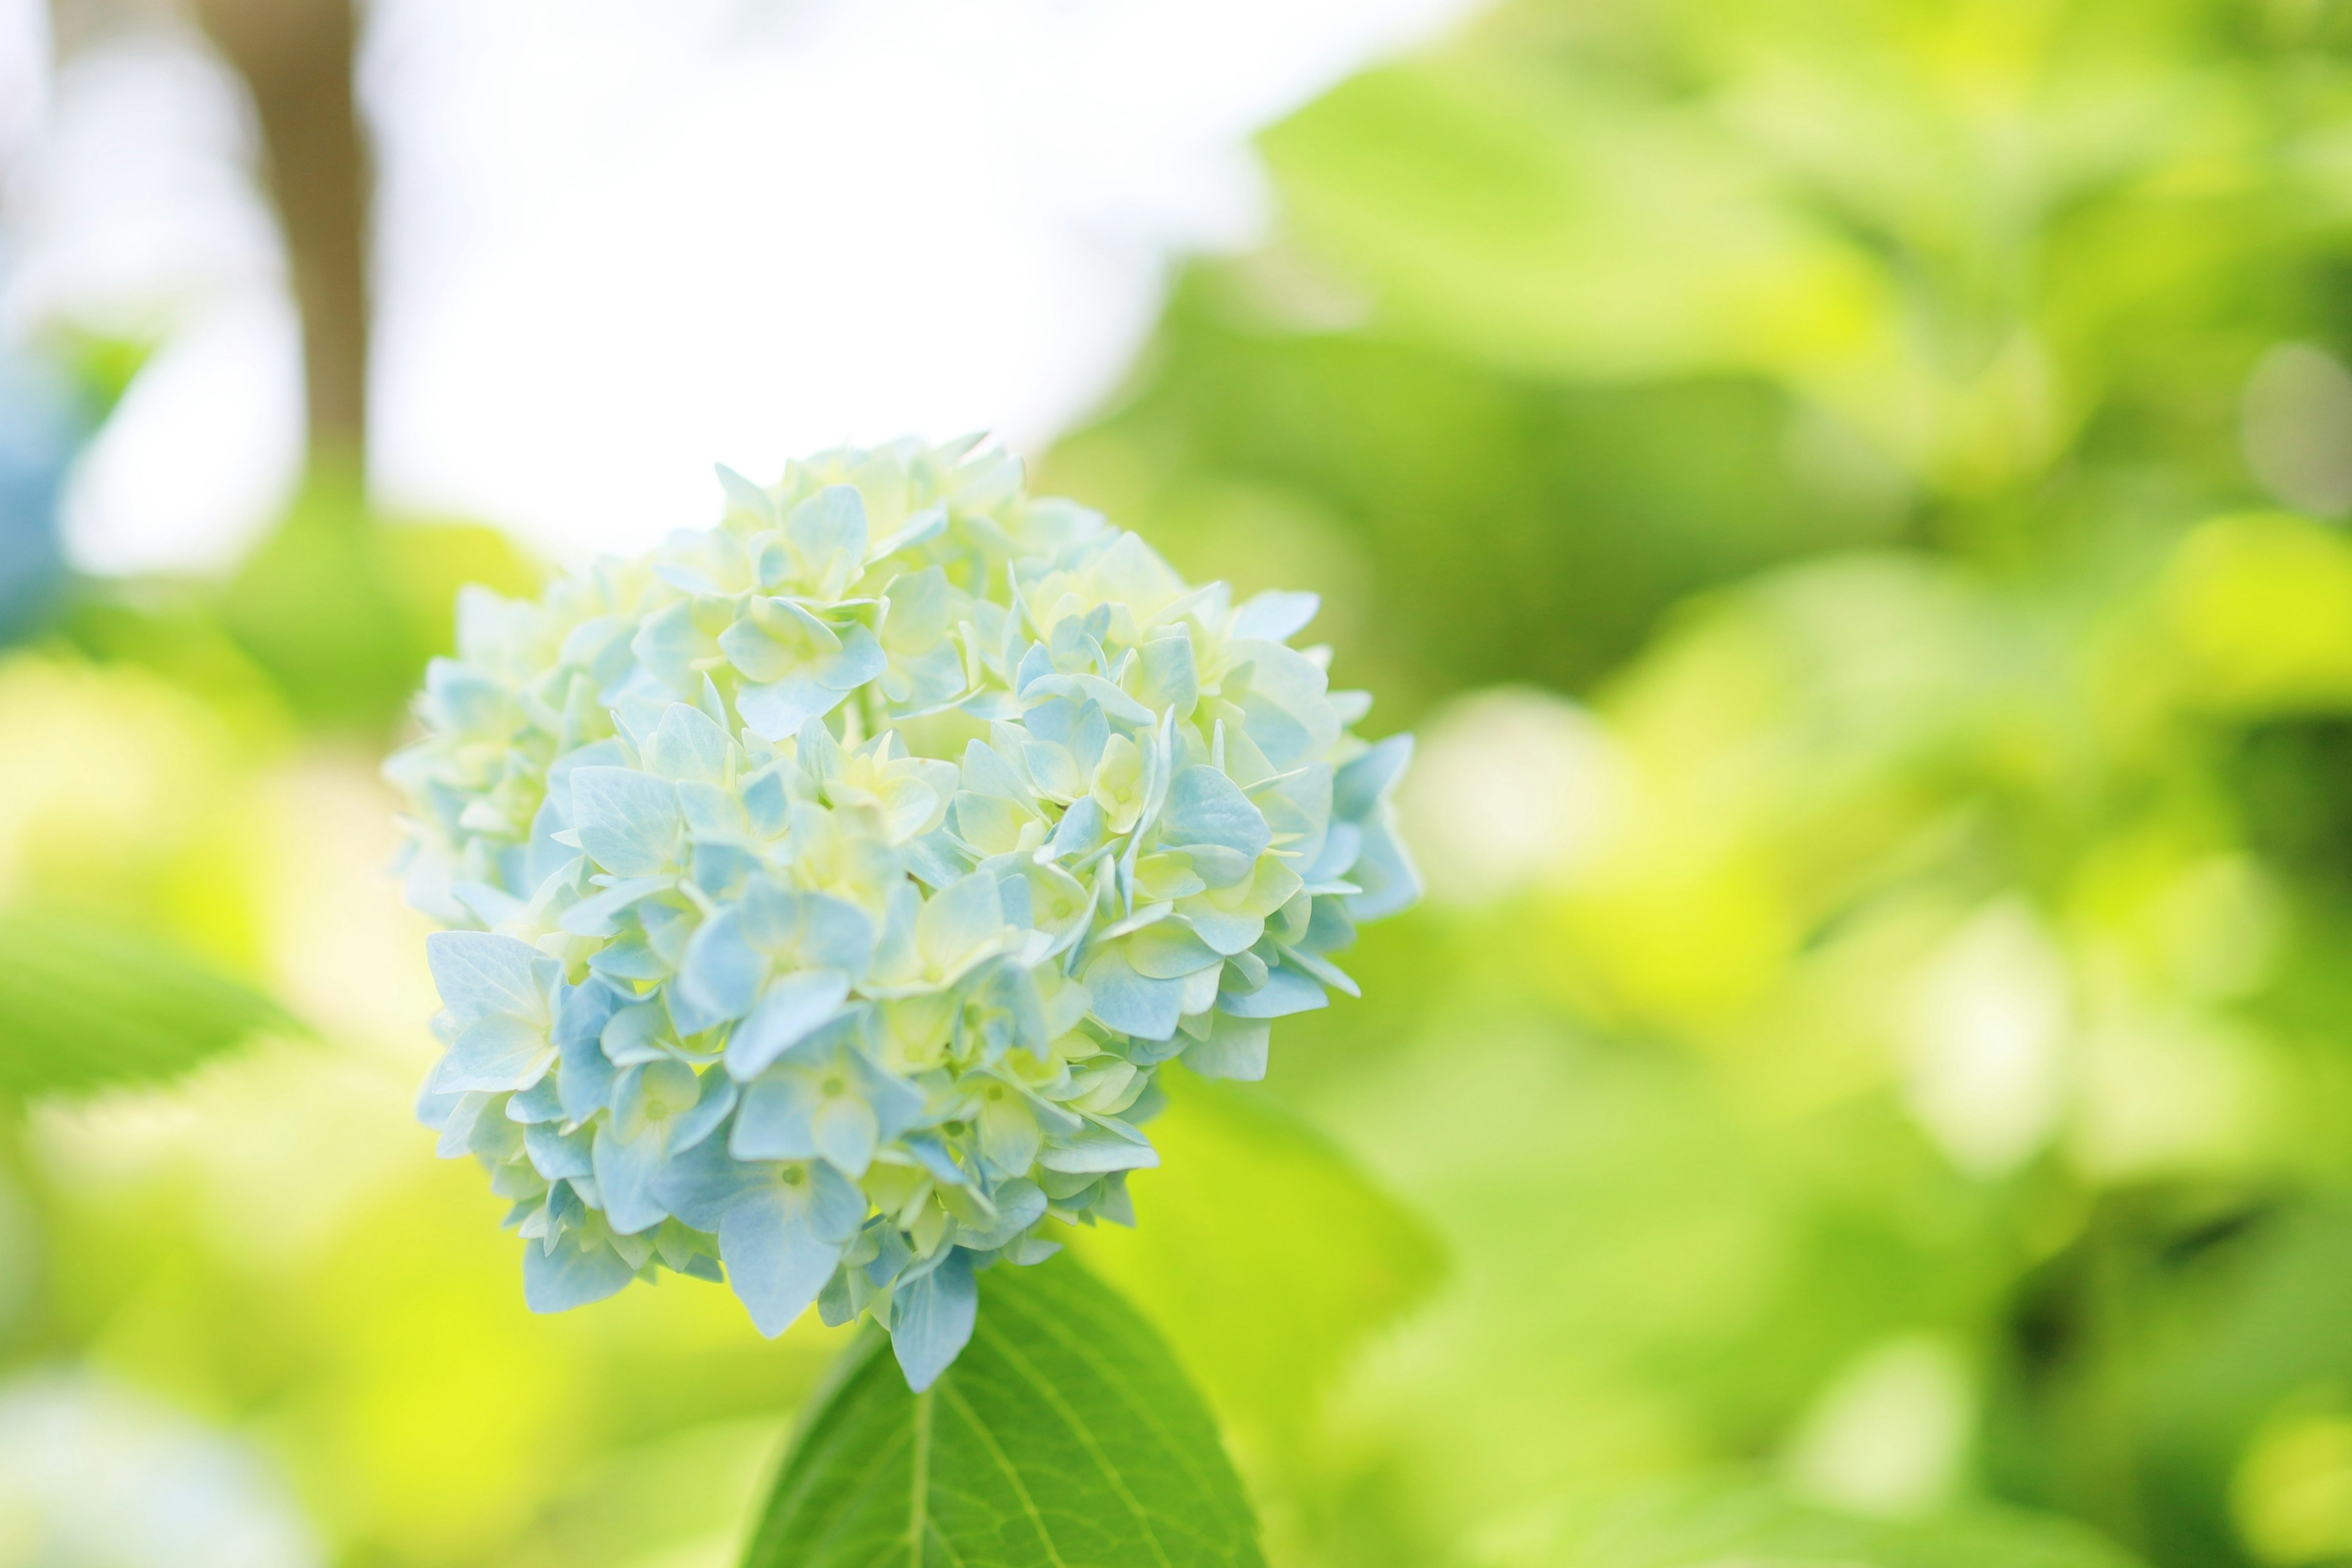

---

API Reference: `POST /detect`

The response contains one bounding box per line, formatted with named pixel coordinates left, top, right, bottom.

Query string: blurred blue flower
left=0, top=350, right=77, bottom=644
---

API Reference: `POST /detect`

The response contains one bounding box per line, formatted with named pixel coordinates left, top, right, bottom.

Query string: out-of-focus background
left=8, top=1, right=2352, bottom=1564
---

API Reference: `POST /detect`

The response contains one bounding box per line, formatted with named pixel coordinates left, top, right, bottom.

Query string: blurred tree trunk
left=50, top=0, right=534, bottom=730
left=187, top=0, right=370, bottom=464
left=46, top=0, right=369, bottom=466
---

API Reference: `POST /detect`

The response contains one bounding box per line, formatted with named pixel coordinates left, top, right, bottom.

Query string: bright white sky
left=0, top=0, right=1474, bottom=572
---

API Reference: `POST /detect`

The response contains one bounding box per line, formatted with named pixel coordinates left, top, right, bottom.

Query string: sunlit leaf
left=743, top=1253, right=1262, bottom=1568
left=0, top=912, right=297, bottom=1096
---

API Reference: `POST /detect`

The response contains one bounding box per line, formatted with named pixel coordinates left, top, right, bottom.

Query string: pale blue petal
left=1135, top=635, right=1198, bottom=714
left=741, top=766, right=790, bottom=837
left=899, top=1131, right=968, bottom=1187
left=1125, top=922, right=1222, bottom=980
left=570, top=766, right=681, bottom=876
left=669, top=1069, right=739, bottom=1153
left=1038, top=1117, right=1159, bottom=1174
left=647, top=1132, right=763, bottom=1231
left=807, top=1161, right=869, bottom=1242
left=452, top=879, right=526, bottom=927
left=731, top=1072, right=821, bottom=1163
left=1185, top=907, right=1264, bottom=957
left=554, top=976, right=623, bottom=1049
left=1281, top=940, right=1360, bottom=999
left=869, top=501, right=947, bottom=559
left=524, top=799, right=575, bottom=891
left=720, top=1178, right=848, bottom=1336
left=1184, top=1013, right=1270, bottom=1081
left=795, top=892, right=878, bottom=978
left=431, top=1089, right=493, bottom=1156
left=422, top=656, right=508, bottom=731
left=867, top=881, right=923, bottom=986
left=812, top=1093, right=880, bottom=1178
left=592, top=1122, right=670, bottom=1235
left=628, top=600, right=712, bottom=698
left=1163, top=766, right=1271, bottom=859
left=888, top=642, right=969, bottom=712
left=1181, top=844, right=1254, bottom=889
left=678, top=779, right=749, bottom=839
left=816, top=624, right=888, bottom=690
left=1216, top=963, right=1329, bottom=1019
left=891, top=1249, right=977, bottom=1391
left=726, top=968, right=853, bottom=1080
left=507, top=1075, right=564, bottom=1123
left=1343, top=816, right=1422, bottom=922
left=1023, top=671, right=1156, bottom=727
left=1303, top=820, right=1363, bottom=885
left=817, top=1265, right=856, bottom=1326
left=558, top=875, right=673, bottom=939
left=1255, top=764, right=1333, bottom=876
left=957, top=738, right=1033, bottom=804
left=677, top=906, right=767, bottom=1022
left=426, top=930, right=550, bottom=1024
left=786, top=484, right=869, bottom=573
left=644, top=701, right=733, bottom=785
left=416, top=1077, right=466, bottom=1132
left=557, top=1027, right=618, bottom=1128
left=905, top=827, right=972, bottom=889
left=1045, top=794, right=1106, bottom=861
left=715, top=462, right=777, bottom=525
left=1229, top=641, right=1339, bottom=769
left=1230, top=589, right=1319, bottom=643
left=957, top=1179, right=1046, bottom=1252
left=1004, top=1236, right=1063, bottom=1265
left=1333, top=733, right=1414, bottom=821
left=918, top=870, right=1005, bottom=973
left=663, top=967, right=735, bottom=1039
left=1082, top=948, right=1183, bottom=1041
left=523, top=1229, right=635, bottom=1313
left=600, top=1003, right=677, bottom=1068
left=736, top=674, right=848, bottom=741
left=436, top=1012, right=554, bottom=1093
left=1014, top=639, right=1055, bottom=696
left=526, top=1118, right=595, bottom=1180
left=466, top=1101, right=524, bottom=1161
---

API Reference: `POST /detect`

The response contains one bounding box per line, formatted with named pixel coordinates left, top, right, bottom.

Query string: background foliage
left=11, top=0, right=2352, bottom=1564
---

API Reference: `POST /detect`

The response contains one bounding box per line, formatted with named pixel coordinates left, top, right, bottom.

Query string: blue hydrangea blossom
left=390, top=437, right=1417, bottom=1388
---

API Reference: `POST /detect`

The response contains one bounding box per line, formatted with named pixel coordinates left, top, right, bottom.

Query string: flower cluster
left=389, top=437, right=1416, bottom=1387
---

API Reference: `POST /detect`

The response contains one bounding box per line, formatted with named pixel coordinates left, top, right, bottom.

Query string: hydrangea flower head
left=388, top=437, right=1418, bottom=1388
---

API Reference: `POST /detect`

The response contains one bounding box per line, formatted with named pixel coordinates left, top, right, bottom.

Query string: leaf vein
left=939, top=1379, right=1071, bottom=1568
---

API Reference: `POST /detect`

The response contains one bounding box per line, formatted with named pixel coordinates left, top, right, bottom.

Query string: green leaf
left=743, top=1253, right=1264, bottom=1568
left=1504, top=1479, right=2149, bottom=1568
left=1064, top=1071, right=1444, bottom=1441
left=0, top=912, right=298, bottom=1097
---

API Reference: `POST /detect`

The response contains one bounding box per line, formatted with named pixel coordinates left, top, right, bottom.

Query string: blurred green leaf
left=1507, top=1479, right=2149, bottom=1568
left=742, top=1254, right=1262, bottom=1568
left=221, top=462, right=540, bottom=733
left=0, top=911, right=296, bottom=1097
left=1046, top=278, right=1902, bottom=709
left=47, top=326, right=157, bottom=423
left=1262, top=59, right=1875, bottom=385
left=1064, top=1071, right=1444, bottom=1441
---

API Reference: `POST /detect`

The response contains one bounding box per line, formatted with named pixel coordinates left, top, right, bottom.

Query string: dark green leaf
left=0, top=912, right=298, bottom=1096
left=744, top=1252, right=1264, bottom=1568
